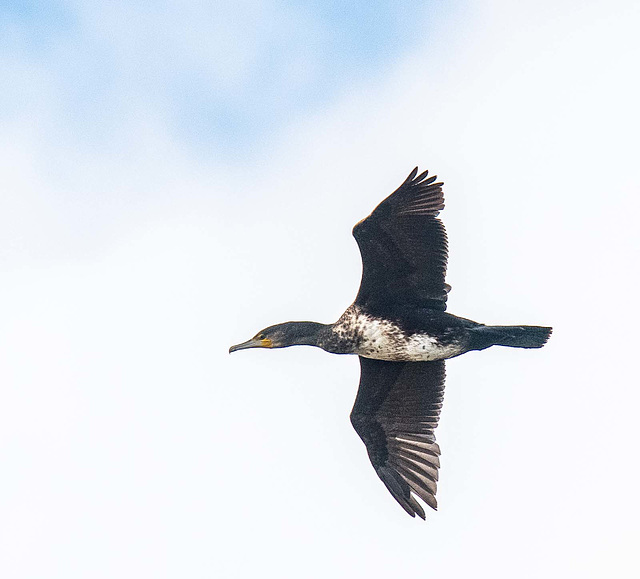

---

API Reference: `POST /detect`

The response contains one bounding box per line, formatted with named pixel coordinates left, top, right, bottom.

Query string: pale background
left=1, top=1, right=639, bottom=577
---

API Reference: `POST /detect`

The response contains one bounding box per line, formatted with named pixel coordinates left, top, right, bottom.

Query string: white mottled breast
left=331, top=305, right=464, bottom=362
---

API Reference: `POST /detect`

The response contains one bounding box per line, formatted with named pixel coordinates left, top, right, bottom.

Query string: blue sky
left=1, top=1, right=640, bottom=578
left=1, top=0, right=453, bottom=158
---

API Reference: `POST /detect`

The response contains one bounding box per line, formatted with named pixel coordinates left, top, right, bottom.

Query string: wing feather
left=352, top=167, right=449, bottom=312
left=350, top=357, right=446, bottom=518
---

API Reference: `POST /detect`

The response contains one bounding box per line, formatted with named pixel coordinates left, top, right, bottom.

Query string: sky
left=1, top=1, right=640, bottom=577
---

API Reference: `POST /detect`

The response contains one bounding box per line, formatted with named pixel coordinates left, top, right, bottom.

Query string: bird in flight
left=229, top=167, right=552, bottom=519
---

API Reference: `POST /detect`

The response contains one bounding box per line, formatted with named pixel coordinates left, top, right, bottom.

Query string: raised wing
left=350, top=357, right=445, bottom=519
left=352, top=167, right=449, bottom=312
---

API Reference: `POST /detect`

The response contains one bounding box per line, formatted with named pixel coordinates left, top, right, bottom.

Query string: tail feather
left=471, top=325, right=552, bottom=350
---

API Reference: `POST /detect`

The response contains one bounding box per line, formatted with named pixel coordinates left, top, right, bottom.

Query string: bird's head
left=229, top=321, right=326, bottom=353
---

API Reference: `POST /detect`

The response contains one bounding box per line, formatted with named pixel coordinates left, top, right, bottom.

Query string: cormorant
left=229, top=167, right=552, bottom=519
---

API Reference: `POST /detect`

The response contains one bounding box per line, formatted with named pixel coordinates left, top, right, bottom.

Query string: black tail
left=470, top=325, right=553, bottom=350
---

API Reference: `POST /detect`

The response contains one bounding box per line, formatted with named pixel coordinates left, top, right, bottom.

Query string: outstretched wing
left=352, top=167, right=449, bottom=312
left=350, top=357, right=446, bottom=519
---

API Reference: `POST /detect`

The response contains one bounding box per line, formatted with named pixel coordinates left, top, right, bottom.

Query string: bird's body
left=230, top=167, right=552, bottom=519
left=318, top=304, right=470, bottom=361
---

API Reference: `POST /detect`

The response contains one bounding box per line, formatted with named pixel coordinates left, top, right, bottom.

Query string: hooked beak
left=229, top=338, right=272, bottom=353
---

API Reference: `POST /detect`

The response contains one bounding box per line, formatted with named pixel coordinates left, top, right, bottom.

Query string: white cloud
left=1, top=1, right=639, bottom=577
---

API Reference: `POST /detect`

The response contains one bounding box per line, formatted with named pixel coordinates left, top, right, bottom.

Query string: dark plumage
left=230, top=167, right=552, bottom=519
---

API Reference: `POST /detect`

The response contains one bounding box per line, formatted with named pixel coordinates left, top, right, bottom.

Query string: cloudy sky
left=1, top=1, right=639, bottom=577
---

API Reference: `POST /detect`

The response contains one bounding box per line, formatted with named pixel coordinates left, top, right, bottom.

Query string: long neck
left=284, top=321, right=332, bottom=347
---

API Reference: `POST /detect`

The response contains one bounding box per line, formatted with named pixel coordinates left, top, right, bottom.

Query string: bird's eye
left=257, top=333, right=266, bottom=340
